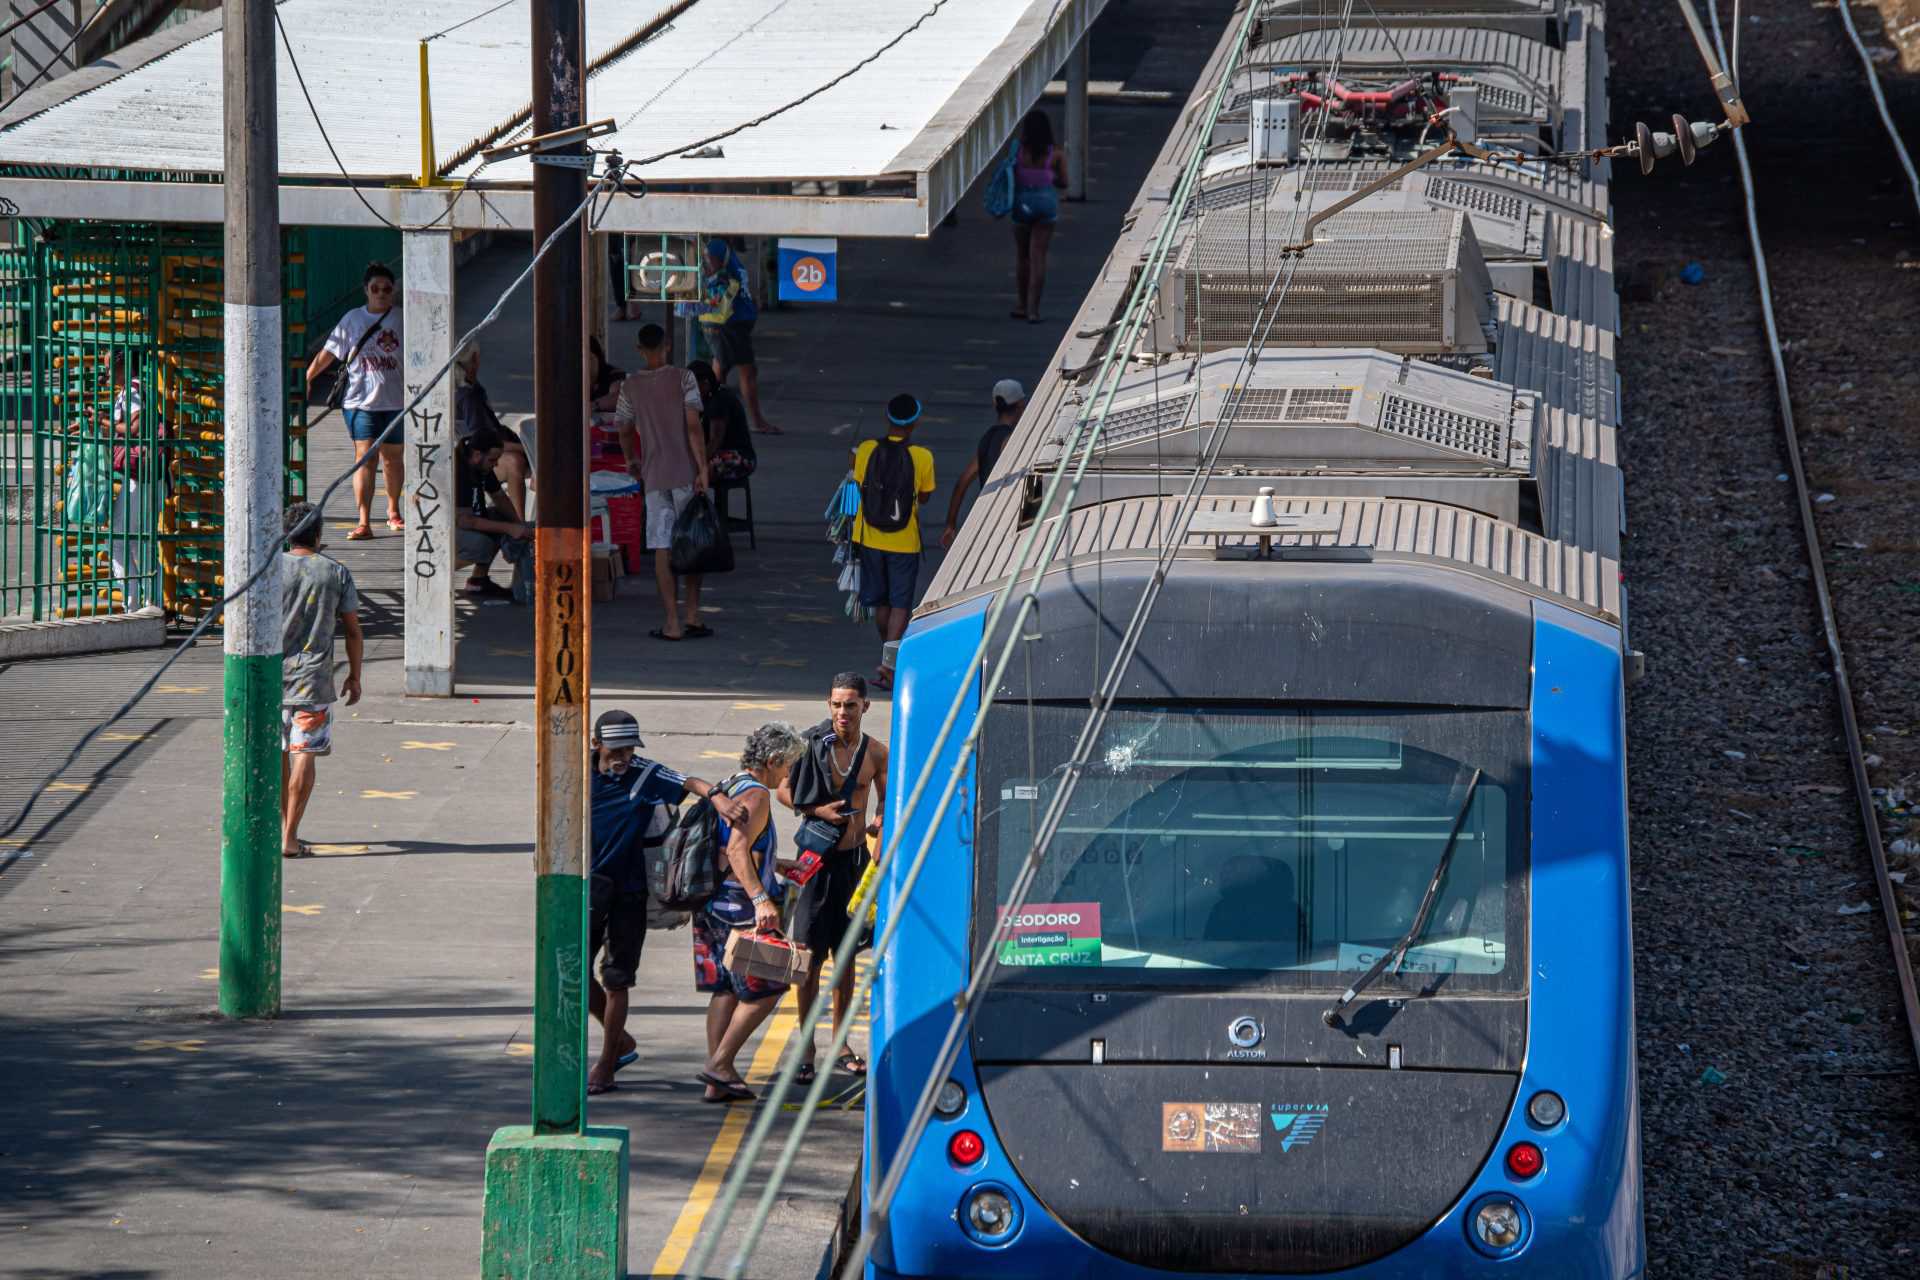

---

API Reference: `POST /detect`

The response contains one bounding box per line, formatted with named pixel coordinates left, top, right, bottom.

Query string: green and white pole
left=217, top=0, right=284, bottom=1020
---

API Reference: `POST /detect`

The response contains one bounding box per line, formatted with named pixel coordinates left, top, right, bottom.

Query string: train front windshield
left=976, top=704, right=1528, bottom=994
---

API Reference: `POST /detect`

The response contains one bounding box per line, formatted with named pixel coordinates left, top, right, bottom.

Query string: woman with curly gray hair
left=693, top=721, right=807, bottom=1102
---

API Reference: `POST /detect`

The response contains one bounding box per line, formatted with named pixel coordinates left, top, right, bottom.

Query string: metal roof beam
left=0, top=177, right=930, bottom=237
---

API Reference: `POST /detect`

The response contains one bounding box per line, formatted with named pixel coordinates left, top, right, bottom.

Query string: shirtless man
left=778, top=672, right=889, bottom=1080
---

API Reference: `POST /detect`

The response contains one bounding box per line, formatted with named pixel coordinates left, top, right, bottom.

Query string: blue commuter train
left=863, top=1, right=1644, bottom=1275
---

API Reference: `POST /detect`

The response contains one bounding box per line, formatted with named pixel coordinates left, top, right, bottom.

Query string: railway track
left=1611, top=0, right=1920, bottom=1272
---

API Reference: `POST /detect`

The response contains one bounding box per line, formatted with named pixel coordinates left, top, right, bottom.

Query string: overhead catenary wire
left=1833, top=0, right=1920, bottom=218
left=842, top=15, right=1360, bottom=1273
left=670, top=8, right=1286, bottom=1278
left=689, top=5, right=1361, bottom=1276
left=0, top=166, right=622, bottom=868
left=1703, top=0, right=1920, bottom=1072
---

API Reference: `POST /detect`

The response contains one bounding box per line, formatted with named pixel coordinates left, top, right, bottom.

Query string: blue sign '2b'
left=777, top=237, right=838, bottom=302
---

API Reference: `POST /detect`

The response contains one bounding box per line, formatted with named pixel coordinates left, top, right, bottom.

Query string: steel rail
left=1707, top=0, right=1920, bottom=1073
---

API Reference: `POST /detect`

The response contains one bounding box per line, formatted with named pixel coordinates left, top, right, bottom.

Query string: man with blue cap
left=698, top=238, right=778, bottom=436
left=850, top=393, right=937, bottom=690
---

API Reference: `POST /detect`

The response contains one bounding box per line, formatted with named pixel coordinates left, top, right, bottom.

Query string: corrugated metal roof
left=930, top=493, right=1619, bottom=619
left=0, top=0, right=1079, bottom=187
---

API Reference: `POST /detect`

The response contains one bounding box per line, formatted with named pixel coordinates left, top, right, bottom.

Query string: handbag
left=325, top=308, right=392, bottom=411
left=983, top=140, right=1018, bottom=219
left=793, top=735, right=867, bottom=856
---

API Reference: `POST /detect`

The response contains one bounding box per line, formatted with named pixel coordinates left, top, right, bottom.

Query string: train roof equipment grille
left=1253, top=0, right=1569, bottom=45
left=1377, top=391, right=1510, bottom=462
left=1159, top=208, right=1495, bottom=355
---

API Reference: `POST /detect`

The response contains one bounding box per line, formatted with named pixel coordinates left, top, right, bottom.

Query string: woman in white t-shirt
left=306, top=263, right=406, bottom=540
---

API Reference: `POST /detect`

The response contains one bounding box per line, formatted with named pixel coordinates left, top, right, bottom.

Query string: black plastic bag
left=669, top=492, right=734, bottom=576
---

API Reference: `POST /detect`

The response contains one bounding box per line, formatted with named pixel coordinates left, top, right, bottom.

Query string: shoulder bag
left=325, top=308, right=392, bottom=412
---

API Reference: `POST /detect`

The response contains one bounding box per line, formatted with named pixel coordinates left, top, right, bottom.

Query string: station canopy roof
left=0, top=0, right=1105, bottom=237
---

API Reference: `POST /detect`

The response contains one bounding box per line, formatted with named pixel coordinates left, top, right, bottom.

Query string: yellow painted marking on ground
left=310, top=843, right=372, bottom=857
left=154, top=684, right=207, bottom=694
left=133, top=1038, right=205, bottom=1053
left=361, top=789, right=417, bottom=800
left=400, top=740, right=457, bottom=751
left=783, top=612, right=836, bottom=625
left=650, top=998, right=798, bottom=1276
left=0, top=838, right=27, bottom=846
left=489, top=647, right=532, bottom=657
left=731, top=701, right=786, bottom=711
left=199, top=968, right=219, bottom=980
left=45, top=781, right=91, bottom=793
left=757, top=657, right=806, bottom=668
left=698, top=750, right=739, bottom=761
left=506, top=1042, right=533, bottom=1058
left=282, top=903, right=325, bottom=916
left=101, top=731, right=149, bottom=742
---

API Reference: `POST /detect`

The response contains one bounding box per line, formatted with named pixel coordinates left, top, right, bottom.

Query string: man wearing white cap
left=940, top=378, right=1027, bottom=550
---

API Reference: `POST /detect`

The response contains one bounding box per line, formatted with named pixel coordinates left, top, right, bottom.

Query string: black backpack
left=859, top=439, right=917, bottom=533
left=649, top=775, right=742, bottom=909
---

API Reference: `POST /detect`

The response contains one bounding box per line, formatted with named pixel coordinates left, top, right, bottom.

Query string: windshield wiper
left=1323, top=768, right=1484, bottom=1028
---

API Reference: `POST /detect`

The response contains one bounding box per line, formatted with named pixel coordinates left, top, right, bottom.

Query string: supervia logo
left=1270, top=1103, right=1330, bottom=1152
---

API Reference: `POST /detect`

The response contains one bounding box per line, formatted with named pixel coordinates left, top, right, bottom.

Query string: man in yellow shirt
left=852, top=394, right=936, bottom=690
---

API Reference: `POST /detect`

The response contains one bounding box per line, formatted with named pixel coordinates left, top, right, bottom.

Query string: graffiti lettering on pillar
left=407, top=406, right=444, bottom=580
left=551, top=561, right=579, bottom=706
left=552, top=941, right=583, bottom=1077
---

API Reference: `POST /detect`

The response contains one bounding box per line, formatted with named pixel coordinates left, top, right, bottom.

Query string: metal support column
left=402, top=230, right=455, bottom=696
left=1065, top=34, right=1089, bottom=201
left=217, top=0, right=284, bottom=1019
left=480, top=0, right=628, bottom=1271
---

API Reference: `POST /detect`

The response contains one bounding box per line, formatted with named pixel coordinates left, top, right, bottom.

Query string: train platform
left=0, top=6, right=1228, bottom=1277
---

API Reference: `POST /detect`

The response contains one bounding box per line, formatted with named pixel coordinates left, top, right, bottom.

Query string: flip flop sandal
left=684, top=624, right=715, bottom=639
left=387, top=517, right=406, bottom=531
left=702, top=1085, right=732, bottom=1105
left=794, top=1062, right=818, bottom=1086
left=836, top=1051, right=868, bottom=1077
left=281, top=842, right=313, bottom=859
left=586, top=1079, right=618, bottom=1096
left=616, top=1049, right=639, bottom=1070
left=345, top=526, right=374, bottom=541
left=696, top=1070, right=755, bottom=1100
left=649, top=628, right=684, bottom=642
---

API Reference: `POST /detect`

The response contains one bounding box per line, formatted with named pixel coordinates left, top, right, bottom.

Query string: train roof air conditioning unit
left=1253, top=0, right=1570, bottom=46
left=1156, top=208, right=1496, bottom=355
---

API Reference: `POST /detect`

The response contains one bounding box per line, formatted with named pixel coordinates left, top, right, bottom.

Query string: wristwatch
left=750, top=891, right=769, bottom=905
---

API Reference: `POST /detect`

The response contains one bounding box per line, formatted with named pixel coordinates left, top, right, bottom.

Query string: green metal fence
left=0, top=220, right=397, bottom=622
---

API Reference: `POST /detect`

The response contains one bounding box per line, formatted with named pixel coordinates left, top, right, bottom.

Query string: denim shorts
left=1011, top=186, right=1060, bottom=226
left=344, top=408, right=403, bottom=444
left=858, top=544, right=921, bottom=609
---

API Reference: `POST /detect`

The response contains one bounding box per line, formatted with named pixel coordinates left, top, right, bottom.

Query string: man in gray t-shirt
left=280, top=502, right=363, bottom=858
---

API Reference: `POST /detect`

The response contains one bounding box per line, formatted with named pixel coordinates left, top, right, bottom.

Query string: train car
left=864, top=3, right=1642, bottom=1276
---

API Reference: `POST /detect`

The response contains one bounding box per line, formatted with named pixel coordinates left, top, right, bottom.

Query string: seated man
left=456, top=426, right=532, bottom=603
left=455, top=344, right=531, bottom=520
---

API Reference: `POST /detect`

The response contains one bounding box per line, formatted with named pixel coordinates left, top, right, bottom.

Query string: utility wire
left=843, top=12, right=1357, bottom=1271
left=0, top=166, right=622, bottom=868
left=684, top=5, right=1356, bottom=1276
left=1834, top=0, right=1920, bottom=218
left=424, top=0, right=518, bottom=42
left=617, top=0, right=799, bottom=132
left=0, top=0, right=109, bottom=117
left=273, top=10, right=482, bottom=233
left=628, top=0, right=954, bottom=166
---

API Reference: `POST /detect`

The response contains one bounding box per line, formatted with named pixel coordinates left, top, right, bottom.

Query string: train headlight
left=1526, top=1090, right=1566, bottom=1129
left=935, top=1079, right=968, bottom=1118
left=1464, top=1193, right=1531, bottom=1258
left=960, top=1184, right=1022, bottom=1245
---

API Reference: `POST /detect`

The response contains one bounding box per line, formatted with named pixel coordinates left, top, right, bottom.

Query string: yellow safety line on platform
left=649, top=996, right=799, bottom=1276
